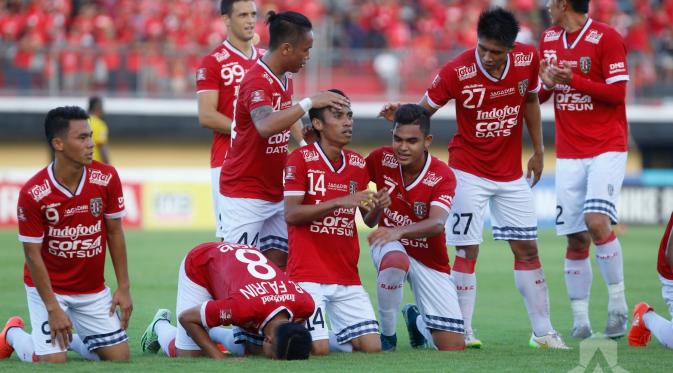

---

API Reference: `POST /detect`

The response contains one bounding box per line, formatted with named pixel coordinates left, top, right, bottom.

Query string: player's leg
left=297, top=282, right=331, bottom=355
left=260, top=202, right=289, bottom=270
left=370, top=241, right=409, bottom=351
left=328, top=285, right=381, bottom=353
left=173, top=258, right=214, bottom=357
left=0, top=316, right=34, bottom=362
left=407, top=257, right=465, bottom=351
left=211, top=166, right=224, bottom=239
left=23, top=286, right=68, bottom=363
left=585, top=152, right=628, bottom=337
left=445, top=169, right=490, bottom=346
left=140, top=308, right=173, bottom=354
left=219, top=196, right=267, bottom=248
left=637, top=276, right=673, bottom=348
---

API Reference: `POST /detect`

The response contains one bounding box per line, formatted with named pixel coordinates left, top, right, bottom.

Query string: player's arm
left=178, top=305, right=226, bottom=360
left=363, top=188, right=391, bottom=227
left=284, top=191, right=375, bottom=225
left=197, top=90, right=233, bottom=134
left=667, top=223, right=673, bottom=269
left=524, top=92, right=544, bottom=187
left=367, top=205, right=449, bottom=247
left=106, top=217, right=133, bottom=330
left=23, top=242, right=73, bottom=349
left=378, top=98, right=439, bottom=123
left=290, top=120, right=306, bottom=146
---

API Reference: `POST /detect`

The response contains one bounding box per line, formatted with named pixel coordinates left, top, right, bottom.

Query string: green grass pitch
left=0, top=226, right=670, bottom=372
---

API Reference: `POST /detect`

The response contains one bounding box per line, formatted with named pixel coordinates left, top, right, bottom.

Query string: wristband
left=299, top=97, right=312, bottom=113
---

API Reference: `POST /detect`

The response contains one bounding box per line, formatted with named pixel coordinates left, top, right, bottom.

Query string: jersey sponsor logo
left=301, top=149, right=320, bottom=162
left=585, top=30, right=603, bottom=44
left=89, top=169, right=112, bottom=186
left=29, top=180, right=51, bottom=202
left=327, top=182, right=348, bottom=193
left=240, top=280, right=302, bottom=300
left=90, top=197, right=102, bottom=217
left=490, top=87, right=515, bottom=99
left=196, top=68, right=206, bottom=81
left=456, top=63, right=477, bottom=81
left=579, top=57, right=591, bottom=74
left=544, top=30, right=562, bottom=42
left=17, top=207, right=27, bottom=222
left=383, top=208, right=413, bottom=227
left=284, top=166, right=296, bottom=181
left=518, top=79, right=529, bottom=96
left=413, top=202, right=427, bottom=219
left=48, top=220, right=102, bottom=240
left=250, top=89, right=266, bottom=103
left=348, top=181, right=358, bottom=195
left=543, top=49, right=557, bottom=62
left=117, top=196, right=125, bottom=209
left=213, top=49, right=231, bottom=62
left=438, top=194, right=453, bottom=207
left=310, top=215, right=355, bottom=236
left=475, top=105, right=520, bottom=138
left=559, top=59, right=577, bottom=68
left=513, top=52, right=533, bottom=67
left=47, top=235, right=103, bottom=258
left=382, top=153, right=398, bottom=168
left=261, top=293, right=296, bottom=305
left=64, top=204, right=88, bottom=217
left=348, top=154, right=366, bottom=168
left=219, top=308, right=232, bottom=322
left=266, top=131, right=290, bottom=154
left=262, top=73, right=274, bottom=85
left=609, top=61, right=626, bottom=75
left=421, top=172, right=443, bottom=187
left=554, top=86, right=593, bottom=111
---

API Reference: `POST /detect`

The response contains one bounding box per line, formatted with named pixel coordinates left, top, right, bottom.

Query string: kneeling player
left=628, top=212, right=673, bottom=349
left=365, top=104, right=464, bottom=352
left=284, top=89, right=381, bottom=355
left=139, top=242, right=314, bottom=360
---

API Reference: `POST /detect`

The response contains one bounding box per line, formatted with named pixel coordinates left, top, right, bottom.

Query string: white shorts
left=211, top=167, right=222, bottom=238
left=446, top=169, right=537, bottom=246
left=371, top=242, right=464, bottom=334
left=555, top=152, right=627, bottom=235
left=218, top=196, right=288, bottom=253
left=297, top=282, right=379, bottom=344
left=25, top=286, right=127, bottom=356
left=660, top=275, right=673, bottom=319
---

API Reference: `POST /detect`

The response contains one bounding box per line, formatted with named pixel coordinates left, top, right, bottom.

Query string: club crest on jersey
left=196, top=68, right=206, bottom=81
left=580, top=57, right=591, bottom=74
left=349, top=181, right=358, bottom=195
left=608, top=184, right=614, bottom=196
left=284, top=166, right=296, bottom=181
left=219, top=309, right=232, bottom=322
left=456, top=64, right=477, bottom=81
left=413, top=202, right=427, bottom=219
left=543, top=30, right=562, bottom=42
left=90, top=198, right=103, bottom=217
left=348, top=154, right=366, bottom=168
left=29, top=180, right=51, bottom=202
left=89, top=169, right=112, bottom=186
left=513, top=52, right=533, bottom=67
left=518, top=79, right=529, bottom=96
left=585, top=30, right=603, bottom=44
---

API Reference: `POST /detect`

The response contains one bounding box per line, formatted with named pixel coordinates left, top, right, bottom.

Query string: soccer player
left=284, top=89, right=381, bottom=355
left=538, top=0, right=630, bottom=339
left=218, top=10, right=349, bottom=269
left=364, top=104, right=464, bottom=352
left=0, top=106, right=132, bottom=363
left=380, top=8, right=567, bottom=349
left=628, top=212, right=673, bottom=349
left=139, top=242, right=314, bottom=360
left=197, top=0, right=262, bottom=238
left=88, top=96, right=110, bottom=164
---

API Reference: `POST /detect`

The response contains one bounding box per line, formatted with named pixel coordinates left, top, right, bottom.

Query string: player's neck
left=227, top=37, right=253, bottom=58
left=562, top=13, right=588, bottom=33
left=53, top=157, right=85, bottom=193
left=317, top=140, right=343, bottom=163
left=401, top=153, right=427, bottom=185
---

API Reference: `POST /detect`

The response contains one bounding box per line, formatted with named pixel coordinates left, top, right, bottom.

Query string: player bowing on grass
left=284, top=89, right=382, bottom=355
left=138, top=242, right=314, bottom=360
left=0, top=106, right=132, bottom=363
left=380, top=7, right=567, bottom=349
left=364, top=104, right=464, bottom=352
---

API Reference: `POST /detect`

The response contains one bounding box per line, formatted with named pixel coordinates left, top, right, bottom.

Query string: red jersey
left=539, top=19, right=629, bottom=158
left=220, top=59, right=294, bottom=202
left=366, top=147, right=456, bottom=273
left=17, top=162, right=126, bottom=295
left=185, top=242, right=314, bottom=334
left=196, top=41, right=261, bottom=168
left=284, top=143, right=370, bottom=285
left=425, top=43, right=540, bottom=182
left=657, top=212, right=673, bottom=280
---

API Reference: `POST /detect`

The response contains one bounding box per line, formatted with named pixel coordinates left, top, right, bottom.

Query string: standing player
left=138, top=242, right=314, bottom=360
left=219, top=11, right=349, bottom=269
left=539, top=0, right=630, bottom=339
left=380, top=8, right=567, bottom=349
left=0, top=106, right=132, bottom=363
left=628, top=212, right=673, bottom=349
left=284, top=89, right=381, bottom=355
left=88, top=96, right=110, bottom=164
left=196, top=0, right=262, bottom=238
left=364, top=104, right=464, bottom=352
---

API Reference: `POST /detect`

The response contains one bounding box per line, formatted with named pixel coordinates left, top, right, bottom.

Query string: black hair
left=88, top=96, right=102, bottom=112
left=266, top=11, right=312, bottom=50
left=568, top=0, right=590, bottom=13
left=220, top=0, right=248, bottom=16
left=44, top=106, right=89, bottom=150
left=393, top=104, right=431, bottom=136
left=273, top=322, right=312, bottom=360
left=476, top=7, right=520, bottom=48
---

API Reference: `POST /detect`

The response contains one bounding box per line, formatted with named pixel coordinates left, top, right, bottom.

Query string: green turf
left=0, top=227, right=670, bottom=372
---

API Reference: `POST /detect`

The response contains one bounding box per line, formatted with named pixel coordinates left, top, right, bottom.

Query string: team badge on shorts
left=90, top=198, right=103, bottom=217
left=413, top=202, right=427, bottom=219
left=349, top=181, right=358, bottom=195
left=580, top=57, right=591, bottom=74
left=518, top=79, right=529, bottom=96
left=607, top=184, right=614, bottom=196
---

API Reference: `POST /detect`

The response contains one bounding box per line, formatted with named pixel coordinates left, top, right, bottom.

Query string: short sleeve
left=283, top=150, right=308, bottom=197
left=17, top=189, right=45, bottom=243
left=425, top=63, right=455, bottom=109
left=202, top=298, right=241, bottom=328
left=240, top=77, right=274, bottom=113
left=528, top=51, right=541, bottom=94
left=105, top=168, right=126, bottom=219
left=600, top=30, right=629, bottom=84
left=195, top=55, right=221, bottom=92
left=429, top=167, right=456, bottom=214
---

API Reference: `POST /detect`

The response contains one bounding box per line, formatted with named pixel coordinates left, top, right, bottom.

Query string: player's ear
left=281, top=42, right=292, bottom=56
left=311, top=117, right=323, bottom=132
left=424, top=134, right=433, bottom=149
left=51, top=137, right=64, bottom=152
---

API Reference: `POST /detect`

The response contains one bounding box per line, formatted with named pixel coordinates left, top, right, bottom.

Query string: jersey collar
left=257, top=59, right=289, bottom=91
left=259, top=306, right=293, bottom=334
left=563, top=18, right=592, bottom=49
left=314, top=142, right=346, bottom=174
left=48, top=162, right=87, bottom=197
left=475, top=48, right=510, bottom=82
left=400, top=153, right=431, bottom=191
left=223, top=39, right=257, bottom=60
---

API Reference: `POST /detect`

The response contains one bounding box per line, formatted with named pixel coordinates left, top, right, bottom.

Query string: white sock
left=69, top=334, right=100, bottom=361
left=570, top=299, right=591, bottom=328
left=376, top=267, right=406, bottom=336
left=565, top=257, right=592, bottom=326
left=328, top=332, right=352, bottom=352
left=607, top=282, right=628, bottom=314
left=514, top=264, right=553, bottom=337
left=643, top=311, right=673, bottom=349
left=154, top=319, right=177, bottom=357
left=451, top=269, right=476, bottom=334
left=6, top=327, right=34, bottom=362
left=208, top=327, right=245, bottom=356
left=595, top=235, right=625, bottom=285
left=415, top=315, right=436, bottom=350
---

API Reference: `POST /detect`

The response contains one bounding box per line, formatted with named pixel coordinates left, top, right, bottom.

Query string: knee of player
left=311, top=342, right=330, bottom=356
left=510, top=240, right=539, bottom=260
left=567, top=232, right=592, bottom=252
left=584, top=214, right=612, bottom=239
left=37, top=353, right=68, bottom=363
left=356, top=338, right=381, bottom=353
left=433, top=333, right=465, bottom=351
left=379, top=251, right=410, bottom=272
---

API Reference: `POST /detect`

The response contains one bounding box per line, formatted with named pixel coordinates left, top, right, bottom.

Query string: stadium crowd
left=0, top=0, right=669, bottom=95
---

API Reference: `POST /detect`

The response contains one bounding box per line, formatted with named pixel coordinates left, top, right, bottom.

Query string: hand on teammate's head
left=310, top=91, right=350, bottom=110
left=378, top=102, right=401, bottom=122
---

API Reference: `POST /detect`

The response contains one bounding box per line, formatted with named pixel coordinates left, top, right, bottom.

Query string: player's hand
left=48, top=307, right=73, bottom=350
left=526, top=151, right=544, bottom=188
left=340, top=190, right=375, bottom=209
left=539, top=59, right=556, bottom=89
left=378, top=103, right=401, bottom=122
left=367, top=227, right=403, bottom=247
left=110, top=287, right=133, bottom=330
left=310, top=91, right=350, bottom=110
left=548, top=62, right=573, bottom=85
left=371, top=188, right=391, bottom=210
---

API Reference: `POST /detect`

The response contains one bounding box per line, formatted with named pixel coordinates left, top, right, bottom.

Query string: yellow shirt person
left=88, top=96, right=110, bottom=163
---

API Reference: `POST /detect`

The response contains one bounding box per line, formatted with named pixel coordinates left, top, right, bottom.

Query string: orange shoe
left=628, top=303, right=653, bottom=347
left=216, top=343, right=229, bottom=354
left=0, top=316, right=25, bottom=359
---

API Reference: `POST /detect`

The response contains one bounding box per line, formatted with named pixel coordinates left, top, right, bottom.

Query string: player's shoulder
left=20, top=166, right=50, bottom=197
left=586, top=19, right=623, bottom=43
left=442, top=49, right=478, bottom=80
left=89, top=161, right=118, bottom=175
left=367, top=146, right=398, bottom=169
left=290, top=144, right=320, bottom=164
left=510, top=43, right=538, bottom=69
left=343, top=148, right=367, bottom=169
left=203, top=42, right=232, bottom=63
left=540, top=25, right=564, bottom=45
left=240, top=62, right=269, bottom=86
left=512, top=42, right=537, bottom=54
left=366, top=146, right=391, bottom=160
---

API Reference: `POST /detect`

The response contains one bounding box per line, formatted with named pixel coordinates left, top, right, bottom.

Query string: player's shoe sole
left=628, top=302, right=653, bottom=347
left=380, top=333, right=397, bottom=352
left=401, top=304, right=427, bottom=349
left=529, top=331, right=570, bottom=350
left=0, top=316, right=25, bottom=359
left=570, top=324, right=593, bottom=339
left=604, top=310, right=628, bottom=339
left=464, top=333, right=482, bottom=349
left=141, top=309, right=172, bottom=353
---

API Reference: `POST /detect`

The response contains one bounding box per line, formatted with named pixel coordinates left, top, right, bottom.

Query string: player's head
left=221, top=0, right=257, bottom=43
left=266, top=11, right=313, bottom=73
left=266, top=321, right=312, bottom=360
left=88, top=96, right=103, bottom=115
left=44, top=106, right=93, bottom=165
left=476, top=7, right=519, bottom=71
left=309, top=89, right=353, bottom=147
left=392, top=104, right=432, bottom=168
left=546, top=0, right=589, bottom=25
